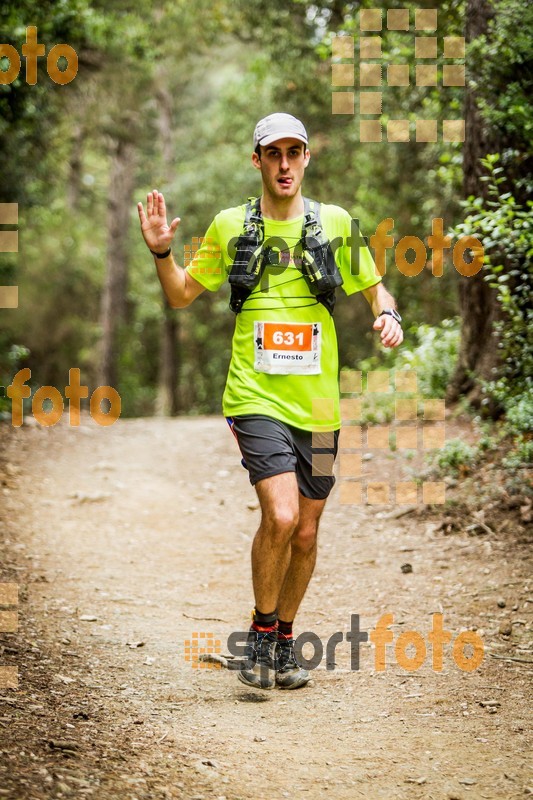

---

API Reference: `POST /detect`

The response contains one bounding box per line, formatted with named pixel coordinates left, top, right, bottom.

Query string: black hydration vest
left=228, top=197, right=343, bottom=315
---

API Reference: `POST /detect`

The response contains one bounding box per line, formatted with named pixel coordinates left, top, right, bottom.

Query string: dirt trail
left=0, top=415, right=531, bottom=800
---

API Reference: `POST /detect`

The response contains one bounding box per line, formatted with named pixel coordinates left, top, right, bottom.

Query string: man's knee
left=264, top=505, right=299, bottom=539
left=291, top=521, right=319, bottom=553
left=256, top=472, right=300, bottom=538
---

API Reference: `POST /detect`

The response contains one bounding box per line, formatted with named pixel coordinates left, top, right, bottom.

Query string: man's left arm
left=362, top=282, right=403, bottom=349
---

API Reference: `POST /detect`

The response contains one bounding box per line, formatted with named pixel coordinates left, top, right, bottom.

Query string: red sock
left=277, top=618, right=293, bottom=639
left=251, top=608, right=278, bottom=633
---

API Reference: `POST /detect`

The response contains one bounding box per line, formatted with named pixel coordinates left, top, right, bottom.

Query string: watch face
left=382, top=309, right=401, bottom=323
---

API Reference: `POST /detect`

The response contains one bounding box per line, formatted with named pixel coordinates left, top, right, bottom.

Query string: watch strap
left=378, top=308, right=402, bottom=323
left=150, top=246, right=172, bottom=259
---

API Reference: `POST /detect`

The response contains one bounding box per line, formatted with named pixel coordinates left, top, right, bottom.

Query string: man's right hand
left=137, top=189, right=181, bottom=254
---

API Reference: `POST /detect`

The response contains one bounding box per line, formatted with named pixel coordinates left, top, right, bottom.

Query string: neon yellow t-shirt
left=185, top=202, right=380, bottom=431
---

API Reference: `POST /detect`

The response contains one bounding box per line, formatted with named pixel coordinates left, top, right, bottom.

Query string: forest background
left=0, top=0, right=531, bottom=485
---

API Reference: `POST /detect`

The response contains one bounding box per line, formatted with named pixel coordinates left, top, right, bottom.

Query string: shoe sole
left=238, top=670, right=275, bottom=690
left=275, top=671, right=311, bottom=689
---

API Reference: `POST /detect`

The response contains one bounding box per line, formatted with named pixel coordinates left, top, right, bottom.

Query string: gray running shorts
left=226, top=414, right=339, bottom=500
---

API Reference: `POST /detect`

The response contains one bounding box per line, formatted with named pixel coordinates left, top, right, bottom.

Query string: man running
left=137, top=113, right=403, bottom=690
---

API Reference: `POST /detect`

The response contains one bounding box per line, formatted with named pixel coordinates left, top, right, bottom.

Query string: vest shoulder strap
left=303, top=197, right=322, bottom=227
left=245, top=197, right=262, bottom=226
left=245, top=197, right=322, bottom=230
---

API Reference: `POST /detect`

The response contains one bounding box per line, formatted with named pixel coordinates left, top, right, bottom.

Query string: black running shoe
left=275, top=635, right=311, bottom=689
left=237, top=626, right=277, bottom=690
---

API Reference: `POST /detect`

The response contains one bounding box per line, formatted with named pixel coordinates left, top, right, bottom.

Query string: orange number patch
left=262, top=323, right=313, bottom=352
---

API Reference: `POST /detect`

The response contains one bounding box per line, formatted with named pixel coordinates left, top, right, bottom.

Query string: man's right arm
left=137, top=189, right=206, bottom=308
left=152, top=251, right=206, bottom=308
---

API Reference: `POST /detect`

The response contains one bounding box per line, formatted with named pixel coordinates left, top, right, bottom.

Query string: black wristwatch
left=150, top=246, right=172, bottom=259
left=378, top=308, right=402, bottom=324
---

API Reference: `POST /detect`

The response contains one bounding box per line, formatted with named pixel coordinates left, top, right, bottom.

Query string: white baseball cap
left=253, top=113, right=308, bottom=149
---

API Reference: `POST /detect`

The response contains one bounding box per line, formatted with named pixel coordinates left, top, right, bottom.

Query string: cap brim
left=257, top=132, right=308, bottom=147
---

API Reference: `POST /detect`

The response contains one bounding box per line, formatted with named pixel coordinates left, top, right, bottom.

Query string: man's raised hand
left=137, top=190, right=181, bottom=255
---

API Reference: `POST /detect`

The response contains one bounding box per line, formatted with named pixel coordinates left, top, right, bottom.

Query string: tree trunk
left=157, top=304, right=180, bottom=415
left=446, top=0, right=502, bottom=414
left=154, top=81, right=181, bottom=416
left=67, top=124, right=85, bottom=211
left=99, top=138, right=137, bottom=389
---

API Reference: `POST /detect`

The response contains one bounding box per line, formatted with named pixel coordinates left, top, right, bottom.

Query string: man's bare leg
left=273, top=492, right=328, bottom=688
left=241, top=474, right=328, bottom=689
left=251, top=471, right=300, bottom=614
left=238, top=472, right=299, bottom=690
left=277, top=492, right=328, bottom=623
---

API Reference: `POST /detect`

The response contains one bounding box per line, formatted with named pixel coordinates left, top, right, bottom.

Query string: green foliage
left=432, top=438, right=477, bottom=476
left=496, top=388, right=533, bottom=471
left=469, top=390, right=533, bottom=477
left=393, top=319, right=460, bottom=398
left=455, top=155, right=533, bottom=413
left=356, top=318, right=460, bottom=396
left=502, top=438, right=533, bottom=469
left=504, top=393, right=533, bottom=435
left=359, top=393, right=398, bottom=426
left=354, top=318, right=459, bottom=425
left=0, top=343, right=30, bottom=419
left=6, top=203, right=103, bottom=388
left=0, top=0, right=104, bottom=203
left=468, top=0, right=533, bottom=164
left=477, top=433, right=497, bottom=453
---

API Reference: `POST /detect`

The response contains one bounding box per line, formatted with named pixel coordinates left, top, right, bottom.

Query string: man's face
left=252, top=138, right=310, bottom=199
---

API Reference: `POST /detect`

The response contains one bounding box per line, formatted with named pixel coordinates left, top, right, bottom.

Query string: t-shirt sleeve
left=184, top=215, right=227, bottom=292
left=328, top=206, right=382, bottom=296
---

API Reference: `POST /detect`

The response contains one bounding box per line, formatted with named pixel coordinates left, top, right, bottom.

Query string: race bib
left=254, top=321, right=322, bottom=375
